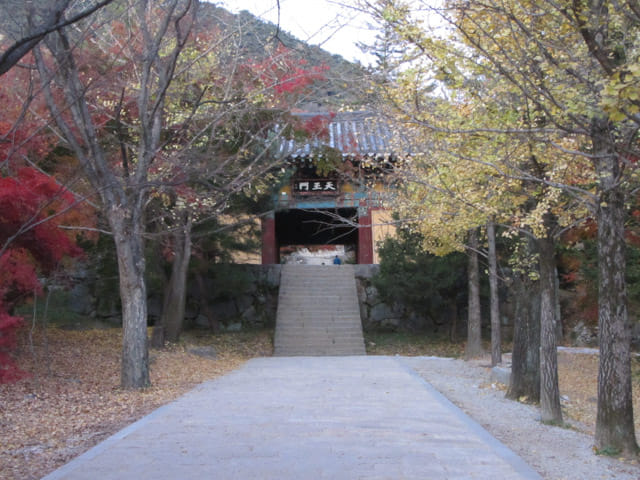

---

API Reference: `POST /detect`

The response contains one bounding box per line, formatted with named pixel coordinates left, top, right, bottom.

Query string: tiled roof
left=277, top=111, right=398, bottom=159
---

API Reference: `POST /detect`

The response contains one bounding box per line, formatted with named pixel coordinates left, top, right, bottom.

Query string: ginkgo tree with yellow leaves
left=390, top=108, right=527, bottom=365
left=362, top=0, right=640, bottom=454
left=378, top=57, right=581, bottom=424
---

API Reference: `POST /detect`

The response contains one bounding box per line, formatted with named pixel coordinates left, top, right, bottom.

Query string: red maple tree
left=0, top=56, right=86, bottom=382
left=0, top=167, right=84, bottom=382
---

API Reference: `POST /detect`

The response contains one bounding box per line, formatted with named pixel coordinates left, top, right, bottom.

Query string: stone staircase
left=274, top=264, right=366, bottom=356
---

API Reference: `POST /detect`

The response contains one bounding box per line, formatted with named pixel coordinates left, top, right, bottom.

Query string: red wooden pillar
left=357, top=206, right=373, bottom=264
left=261, top=213, right=278, bottom=264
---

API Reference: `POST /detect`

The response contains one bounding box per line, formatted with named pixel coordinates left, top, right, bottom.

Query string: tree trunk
left=507, top=265, right=540, bottom=403
left=33, top=1, right=198, bottom=390
left=538, top=233, right=562, bottom=423
left=487, top=219, right=501, bottom=366
left=555, top=267, right=563, bottom=342
left=465, top=229, right=483, bottom=359
left=593, top=119, right=638, bottom=454
left=154, top=216, right=192, bottom=345
left=110, top=207, right=150, bottom=390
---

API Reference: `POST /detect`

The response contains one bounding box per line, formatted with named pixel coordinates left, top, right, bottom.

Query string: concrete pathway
left=43, top=356, right=541, bottom=480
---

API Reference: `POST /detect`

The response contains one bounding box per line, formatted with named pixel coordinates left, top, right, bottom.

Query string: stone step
left=278, top=315, right=360, bottom=319
left=274, top=325, right=363, bottom=332
left=274, top=342, right=366, bottom=350
left=274, top=325, right=364, bottom=332
left=274, top=264, right=365, bottom=357
left=275, top=337, right=364, bottom=343
left=274, top=337, right=365, bottom=344
left=274, top=351, right=366, bottom=357
left=276, top=311, right=361, bottom=318
left=274, top=328, right=363, bottom=334
left=276, top=303, right=359, bottom=309
left=276, top=343, right=365, bottom=349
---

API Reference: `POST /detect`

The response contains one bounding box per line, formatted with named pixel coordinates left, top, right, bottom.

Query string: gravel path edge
left=402, top=356, right=640, bottom=480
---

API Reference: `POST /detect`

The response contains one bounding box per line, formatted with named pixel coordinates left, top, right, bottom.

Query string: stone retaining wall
left=159, top=264, right=399, bottom=332
left=354, top=265, right=405, bottom=331
left=182, top=265, right=282, bottom=331
left=72, top=264, right=419, bottom=332
left=186, top=264, right=399, bottom=332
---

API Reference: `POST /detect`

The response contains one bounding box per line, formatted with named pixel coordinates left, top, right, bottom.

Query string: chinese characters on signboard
left=293, top=179, right=339, bottom=196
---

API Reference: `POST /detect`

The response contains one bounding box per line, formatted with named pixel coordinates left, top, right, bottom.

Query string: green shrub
left=372, top=228, right=467, bottom=331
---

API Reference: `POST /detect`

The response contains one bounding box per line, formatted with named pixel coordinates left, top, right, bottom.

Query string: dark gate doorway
left=276, top=208, right=358, bottom=263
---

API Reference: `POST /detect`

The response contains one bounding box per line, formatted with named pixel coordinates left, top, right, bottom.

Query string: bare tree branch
left=0, top=0, right=116, bottom=75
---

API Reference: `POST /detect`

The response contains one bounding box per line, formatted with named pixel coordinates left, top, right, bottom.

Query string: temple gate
left=261, top=112, right=399, bottom=265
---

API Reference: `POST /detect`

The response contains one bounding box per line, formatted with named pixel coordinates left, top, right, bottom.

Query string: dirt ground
left=0, top=326, right=273, bottom=480
left=1, top=327, right=638, bottom=479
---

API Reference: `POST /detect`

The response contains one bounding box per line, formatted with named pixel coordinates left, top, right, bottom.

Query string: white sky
left=216, top=0, right=379, bottom=66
